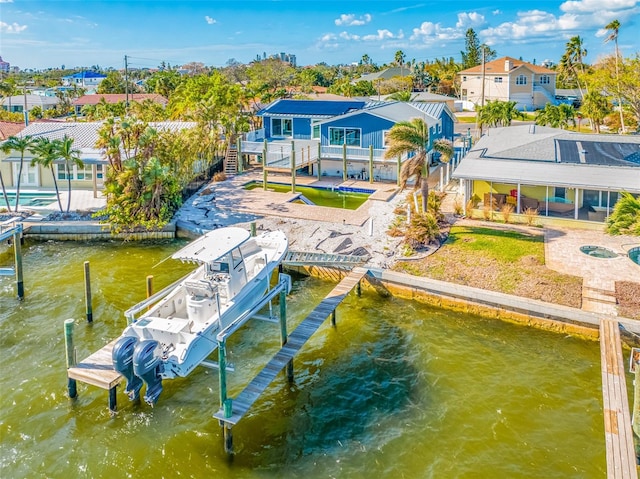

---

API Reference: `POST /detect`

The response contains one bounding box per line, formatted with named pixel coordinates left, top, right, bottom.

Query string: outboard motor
left=133, top=340, right=163, bottom=406
left=112, top=336, right=143, bottom=401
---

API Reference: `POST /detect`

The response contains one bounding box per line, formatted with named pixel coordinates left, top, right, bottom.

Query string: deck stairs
left=283, top=250, right=369, bottom=268
left=224, top=141, right=238, bottom=176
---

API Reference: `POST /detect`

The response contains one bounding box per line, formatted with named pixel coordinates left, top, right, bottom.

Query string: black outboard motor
left=112, top=336, right=143, bottom=401
left=133, top=340, right=163, bottom=406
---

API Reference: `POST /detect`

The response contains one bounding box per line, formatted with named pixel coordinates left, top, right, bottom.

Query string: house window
left=329, top=127, right=361, bottom=147
left=539, top=75, right=550, bottom=84
left=462, top=76, right=467, bottom=82
left=13, top=163, right=38, bottom=186
left=57, top=164, right=102, bottom=181
left=271, top=118, right=292, bottom=137
left=312, top=123, right=320, bottom=139
left=516, top=75, right=527, bottom=85
left=383, top=130, right=391, bottom=147
left=494, top=77, right=503, bottom=83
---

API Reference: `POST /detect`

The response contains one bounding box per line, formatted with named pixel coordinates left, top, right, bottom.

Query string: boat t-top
left=112, top=226, right=288, bottom=405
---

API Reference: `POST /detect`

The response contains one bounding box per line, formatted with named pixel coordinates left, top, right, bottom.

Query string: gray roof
left=316, top=101, right=454, bottom=128
left=453, top=125, right=640, bottom=192
left=9, top=121, right=196, bottom=149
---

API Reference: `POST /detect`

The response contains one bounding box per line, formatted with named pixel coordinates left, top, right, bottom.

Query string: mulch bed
left=616, top=281, right=640, bottom=320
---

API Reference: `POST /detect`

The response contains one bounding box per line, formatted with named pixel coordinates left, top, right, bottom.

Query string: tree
left=384, top=118, right=430, bottom=212
left=97, top=71, right=126, bottom=94
left=57, top=135, right=83, bottom=213
left=0, top=135, right=36, bottom=212
left=433, top=139, right=454, bottom=163
left=477, top=100, right=524, bottom=128
left=559, top=36, right=588, bottom=94
left=581, top=90, right=610, bottom=133
left=606, top=191, right=640, bottom=235
left=604, top=19, right=625, bottom=133
left=30, top=137, right=64, bottom=211
left=461, top=28, right=481, bottom=69
left=535, top=103, right=576, bottom=129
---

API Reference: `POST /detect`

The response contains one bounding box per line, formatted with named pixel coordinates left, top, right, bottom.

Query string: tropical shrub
left=404, top=212, right=440, bottom=248
left=501, top=203, right=514, bottom=223
left=606, top=192, right=640, bottom=235
left=524, top=207, right=539, bottom=226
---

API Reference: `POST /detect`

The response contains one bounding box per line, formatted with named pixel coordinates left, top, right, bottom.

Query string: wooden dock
left=67, top=339, right=122, bottom=390
left=599, top=318, right=638, bottom=479
left=214, top=266, right=368, bottom=425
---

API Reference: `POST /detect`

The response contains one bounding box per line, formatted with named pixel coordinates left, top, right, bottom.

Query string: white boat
left=112, top=226, right=288, bottom=405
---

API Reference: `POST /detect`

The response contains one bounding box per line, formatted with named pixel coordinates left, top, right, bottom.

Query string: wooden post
left=331, top=309, right=336, bottom=327
left=237, top=138, right=243, bottom=173
left=291, top=141, right=296, bottom=194
left=83, top=261, right=93, bottom=323
left=223, top=425, right=233, bottom=454
left=146, top=275, right=153, bottom=298
left=13, top=226, right=24, bottom=300
left=356, top=280, right=361, bottom=297
left=64, top=319, right=77, bottom=399
left=108, top=386, right=117, bottom=414
left=342, top=144, right=347, bottom=182
left=369, top=145, right=374, bottom=184
left=279, top=288, right=293, bottom=382
left=250, top=222, right=256, bottom=237
left=307, top=146, right=312, bottom=175
left=263, top=139, right=268, bottom=190
left=317, top=142, right=322, bottom=179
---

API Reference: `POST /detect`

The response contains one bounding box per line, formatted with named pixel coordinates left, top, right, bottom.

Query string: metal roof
left=257, top=99, right=367, bottom=118
left=453, top=125, right=640, bottom=192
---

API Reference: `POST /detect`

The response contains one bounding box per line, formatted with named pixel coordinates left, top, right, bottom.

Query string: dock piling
left=84, top=261, right=93, bottom=323
left=64, top=319, right=77, bottom=399
left=14, top=226, right=24, bottom=300
left=146, top=275, right=154, bottom=299
left=279, top=288, right=293, bottom=382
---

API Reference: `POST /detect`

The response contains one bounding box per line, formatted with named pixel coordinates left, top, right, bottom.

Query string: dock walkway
left=67, top=339, right=121, bottom=390
left=600, top=318, right=637, bottom=479
left=214, top=266, right=368, bottom=425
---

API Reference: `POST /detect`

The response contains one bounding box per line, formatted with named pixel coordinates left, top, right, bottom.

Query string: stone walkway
left=544, top=228, right=639, bottom=316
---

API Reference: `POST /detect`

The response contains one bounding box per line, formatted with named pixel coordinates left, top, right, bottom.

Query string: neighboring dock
left=600, top=318, right=638, bottom=479
left=214, top=266, right=368, bottom=427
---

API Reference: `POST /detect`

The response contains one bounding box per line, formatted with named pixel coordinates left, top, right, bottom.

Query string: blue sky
left=1, top=0, right=639, bottom=71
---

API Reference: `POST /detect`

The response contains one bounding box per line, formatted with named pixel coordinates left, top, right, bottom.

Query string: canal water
left=0, top=240, right=608, bottom=477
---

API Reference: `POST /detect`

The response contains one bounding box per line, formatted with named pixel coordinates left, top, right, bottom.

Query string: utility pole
left=478, top=48, right=486, bottom=138
left=124, top=54, right=129, bottom=113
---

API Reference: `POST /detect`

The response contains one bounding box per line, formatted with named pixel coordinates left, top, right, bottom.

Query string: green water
left=244, top=182, right=370, bottom=210
left=0, top=240, right=609, bottom=477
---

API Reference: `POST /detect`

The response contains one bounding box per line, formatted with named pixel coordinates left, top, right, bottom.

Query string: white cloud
left=410, top=21, right=462, bottom=43
left=456, top=12, right=486, bottom=29
left=0, top=0, right=15, bottom=3
left=0, top=21, right=27, bottom=33
left=334, top=13, right=372, bottom=26
left=362, top=29, right=403, bottom=41
left=205, top=16, right=216, bottom=25
left=560, top=0, right=637, bottom=13
left=492, top=9, right=502, bottom=15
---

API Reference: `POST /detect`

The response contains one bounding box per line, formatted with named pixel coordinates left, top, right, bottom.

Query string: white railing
left=245, top=129, right=265, bottom=142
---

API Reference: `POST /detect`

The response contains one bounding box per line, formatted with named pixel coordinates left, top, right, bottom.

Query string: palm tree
left=433, top=139, right=454, bottom=163
left=604, top=19, right=626, bottom=134
left=477, top=100, right=524, bottom=129
left=56, top=135, right=83, bottom=212
left=0, top=135, right=36, bottom=213
left=561, top=36, right=588, bottom=96
left=384, top=117, right=430, bottom=212
left=30, top=137, right=64, bottom=211
left=0, top=170, right=11, bottom=212
left=606, top=191, right=640, bottom=235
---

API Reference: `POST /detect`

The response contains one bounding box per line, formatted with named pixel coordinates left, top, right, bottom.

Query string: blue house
left=61, top=71, right=108, bottom=89
left=240, top=99, right=457, bottom=182
left=255, top=99, right=369, bottom=141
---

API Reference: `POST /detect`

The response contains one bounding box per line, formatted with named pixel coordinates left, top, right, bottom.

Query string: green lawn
left=393, top=225, right=583, bottom=307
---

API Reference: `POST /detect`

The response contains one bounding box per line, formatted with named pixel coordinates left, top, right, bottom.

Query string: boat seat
left=184, top=280, right=216, bottom=298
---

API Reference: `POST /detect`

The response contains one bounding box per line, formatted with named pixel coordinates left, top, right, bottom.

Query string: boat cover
left=172, top=227, right=251, bottom=263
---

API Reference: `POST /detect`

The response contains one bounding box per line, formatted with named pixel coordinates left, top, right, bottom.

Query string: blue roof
left=63, top=71, right=107, bottom=79
left=258, top=99, right=367, bottom=117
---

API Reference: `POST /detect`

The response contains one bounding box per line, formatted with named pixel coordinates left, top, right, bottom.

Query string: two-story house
left=240, top=99, right=456, bottom=183
left=458, top=57, right=557, bottom=111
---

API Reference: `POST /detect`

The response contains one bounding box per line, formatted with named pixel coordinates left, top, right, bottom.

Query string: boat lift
left=0, top=218, right=24, bottom=300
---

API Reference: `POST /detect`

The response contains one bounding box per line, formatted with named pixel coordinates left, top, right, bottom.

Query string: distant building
left=255, top=52, right=296, bottom=66
left=0, top=56, right=10, bottom=73
left=458, top=56, right=557, bottom=111
left=61, top=71, right=108, bottom=89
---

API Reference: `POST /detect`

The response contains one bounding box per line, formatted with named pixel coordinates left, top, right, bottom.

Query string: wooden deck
left=67, top=339, right=122, bottom=390
left=600, top=318, right=638, bottom=479
left=214, top=267, right=368, bottom=425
